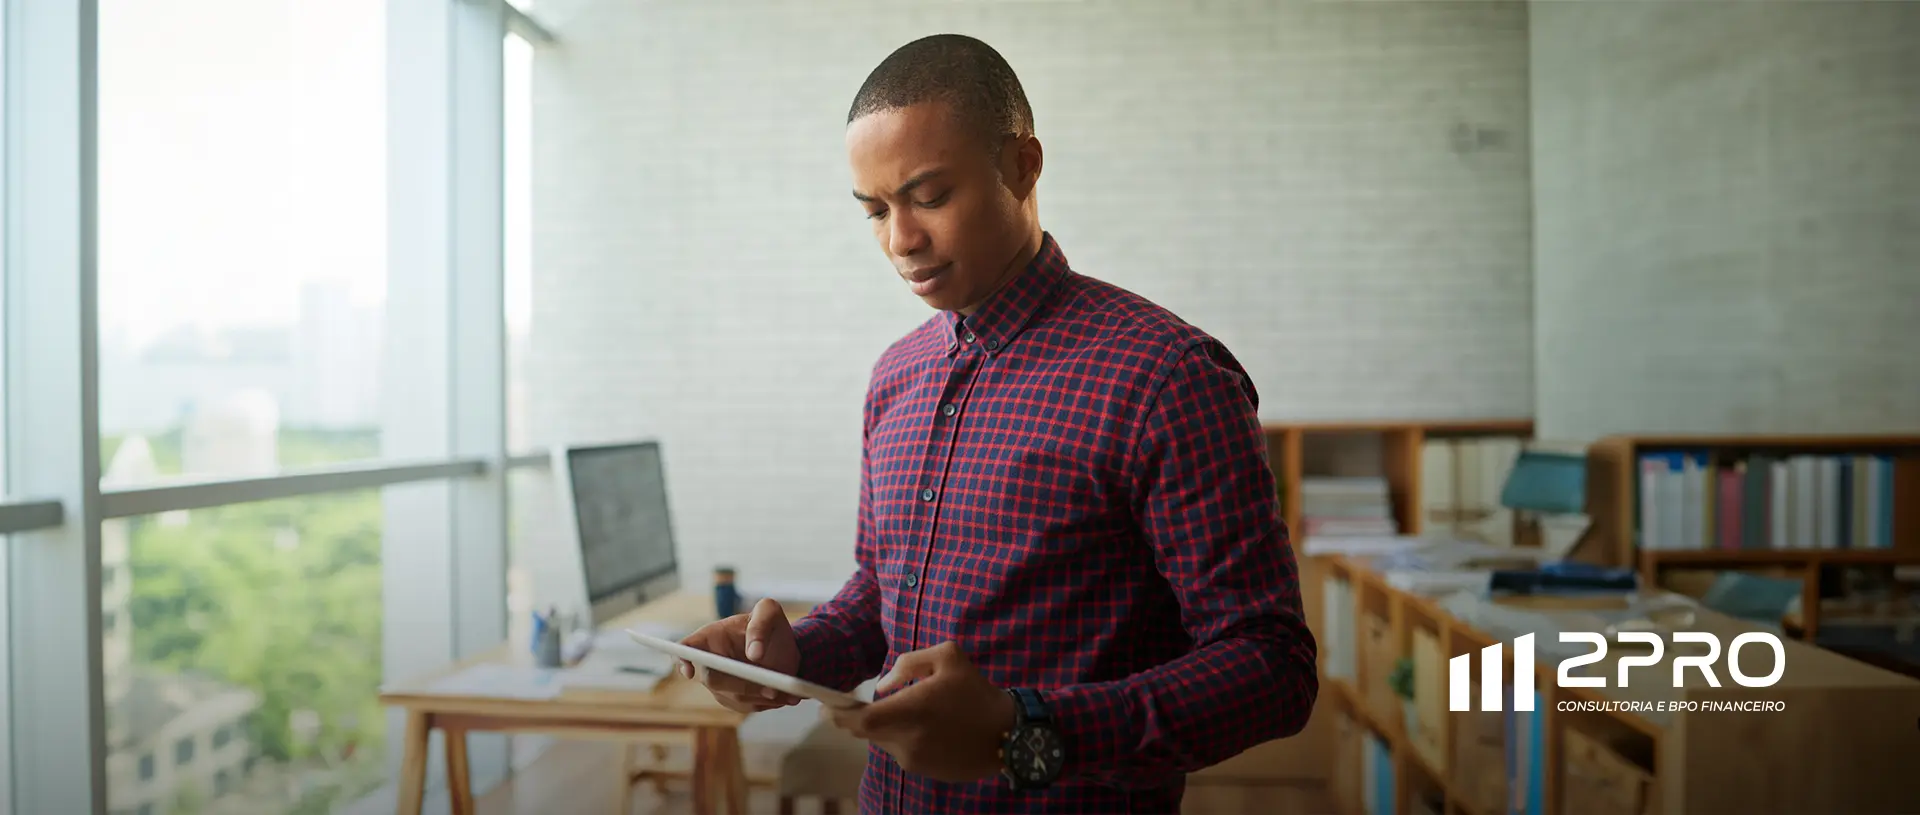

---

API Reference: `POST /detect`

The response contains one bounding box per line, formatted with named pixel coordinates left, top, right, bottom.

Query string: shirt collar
left=944, top=231, right=1071, bottom=357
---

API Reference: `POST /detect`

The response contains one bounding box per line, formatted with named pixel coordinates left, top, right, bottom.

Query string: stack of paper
left=418, top=664, right=562, bottom=700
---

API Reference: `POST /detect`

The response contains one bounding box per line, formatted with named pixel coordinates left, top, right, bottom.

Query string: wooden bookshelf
left=1583, top=433, right=1920, bottom=637
left=1307, top=550, right=1920, bottom=815
left=1264, top=419, right=1535, bottom=542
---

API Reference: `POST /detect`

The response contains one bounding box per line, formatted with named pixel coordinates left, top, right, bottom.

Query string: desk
left=380, top=592, right=811, bottom=815
left=1311, top=550, right=1920, bottom=815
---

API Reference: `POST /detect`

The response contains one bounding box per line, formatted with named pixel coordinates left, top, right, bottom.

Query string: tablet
left=625, top=629, right=870, bottom=709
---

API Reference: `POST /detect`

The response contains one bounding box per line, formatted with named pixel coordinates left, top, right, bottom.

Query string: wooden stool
left=776, top=723, right=867, bottom=815
left=617, top=730, right=779, bottom=814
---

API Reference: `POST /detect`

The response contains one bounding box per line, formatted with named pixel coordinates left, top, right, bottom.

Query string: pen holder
left=532, top=608, right=566, bottom=668
left=714, top=566, right=739, bottom=619
left=529, top=609, right=549, bottom=657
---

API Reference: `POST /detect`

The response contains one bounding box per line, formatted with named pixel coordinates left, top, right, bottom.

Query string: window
left=0, top=15, right=7, bottom=496
left=506, top=466, right=561, bottom=633
left=8, top=0, right=524, bottom=810
left=97, top=0, right=389, bottom=482
left=1, top=0, right=10, bottom=797
left=104, top=491, right=388, bottom=813
left=505, top=30, right=533, bottom=452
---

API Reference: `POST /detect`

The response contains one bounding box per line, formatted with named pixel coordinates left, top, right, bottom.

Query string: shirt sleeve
left=1045, top=339, right=1320, bottom=788
left=790, top=392, right=889, bottom=692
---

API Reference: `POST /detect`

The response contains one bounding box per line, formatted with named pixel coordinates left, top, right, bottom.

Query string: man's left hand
left=827, top=641, right=1017, bottom=783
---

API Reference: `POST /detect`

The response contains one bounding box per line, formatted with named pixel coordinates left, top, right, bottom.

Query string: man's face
left=846, top=102, right=1029, bottom=313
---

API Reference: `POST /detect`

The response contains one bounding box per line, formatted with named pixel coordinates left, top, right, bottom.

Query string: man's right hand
left=677, top=597, right=806, bottom=714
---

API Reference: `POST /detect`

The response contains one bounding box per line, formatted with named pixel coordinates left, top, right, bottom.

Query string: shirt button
left=964, top=333, right=976, bottom=344
left=920, top=488, right=935, bottom=502
left=905, top=574, right=919, bottom=589
left=986, top=339, right=1000, bottom=350
left=941, top=403, right=957, bottom=417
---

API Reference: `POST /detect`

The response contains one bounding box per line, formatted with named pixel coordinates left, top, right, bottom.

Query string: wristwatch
left=999, top=688, right=1065, bottom=791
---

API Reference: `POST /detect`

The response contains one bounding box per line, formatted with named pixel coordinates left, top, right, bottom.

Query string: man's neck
left=958, top=229, right=1045, bottom=317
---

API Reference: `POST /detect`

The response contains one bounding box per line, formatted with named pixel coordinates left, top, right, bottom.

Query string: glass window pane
left=505, top=31, right=533, bottom=453
left=98, top=0, right=388, bottom=482
left=104, top=489, right=387, bottom=813
left=2, top=2, right=12, bottom=805
left=507, top=465, right=560, bottom=637
left=1, top=0, right=8, bottom=490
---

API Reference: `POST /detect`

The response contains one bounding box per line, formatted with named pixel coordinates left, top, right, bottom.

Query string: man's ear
left=1001, top=134, right=1043, bottom=200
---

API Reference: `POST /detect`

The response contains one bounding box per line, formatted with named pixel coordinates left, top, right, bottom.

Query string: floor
left=455, top=738, right=1339, bottom=815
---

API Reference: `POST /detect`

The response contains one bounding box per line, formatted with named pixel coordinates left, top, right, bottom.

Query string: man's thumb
left=743, top=597, right=788, bottom=662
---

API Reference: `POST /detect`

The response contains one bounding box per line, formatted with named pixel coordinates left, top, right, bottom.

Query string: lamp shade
left=1498, top=449, right=1586, bottom=515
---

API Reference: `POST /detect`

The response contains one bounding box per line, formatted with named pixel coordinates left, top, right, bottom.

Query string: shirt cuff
left=1042, top=681, right=1132, bottom=779
left=789, top=615, right=854, bottom=692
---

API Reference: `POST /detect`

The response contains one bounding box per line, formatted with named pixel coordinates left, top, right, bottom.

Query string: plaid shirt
left=792, top=232, right=1318, bottom=814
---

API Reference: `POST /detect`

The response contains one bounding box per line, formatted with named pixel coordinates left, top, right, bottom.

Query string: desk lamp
left=1489, top=447, right=1638, bottom=594
left=1498, top=447, right=1587, bottom=550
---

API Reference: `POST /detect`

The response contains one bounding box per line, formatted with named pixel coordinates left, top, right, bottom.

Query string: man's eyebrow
left=852, top=168, right=947, bottom=203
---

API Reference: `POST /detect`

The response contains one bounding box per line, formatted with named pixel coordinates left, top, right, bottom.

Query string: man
left=678, top=33, right=1318, bottom=814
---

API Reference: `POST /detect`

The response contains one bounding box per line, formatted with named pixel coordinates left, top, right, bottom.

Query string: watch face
left=1006, top=725, right=1064, bottom=785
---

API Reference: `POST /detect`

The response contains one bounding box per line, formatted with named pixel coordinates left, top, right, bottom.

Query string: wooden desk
left=380, top=592, right=809, bottom=815
left=1309, top=551, right=1920, bottom=815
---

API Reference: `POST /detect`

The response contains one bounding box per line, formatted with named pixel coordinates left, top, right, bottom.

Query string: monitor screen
left=566, top=442, right=679, bottom=603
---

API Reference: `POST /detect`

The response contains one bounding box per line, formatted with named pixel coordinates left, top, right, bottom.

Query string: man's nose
left=888, top=209, right=931, bottom=258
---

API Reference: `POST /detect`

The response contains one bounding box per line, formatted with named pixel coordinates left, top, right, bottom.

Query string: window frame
left=3, top=0, right=558, bottom=810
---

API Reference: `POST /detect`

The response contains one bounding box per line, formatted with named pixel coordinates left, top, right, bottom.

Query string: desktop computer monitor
left=553, top=440, right=683, bottom=629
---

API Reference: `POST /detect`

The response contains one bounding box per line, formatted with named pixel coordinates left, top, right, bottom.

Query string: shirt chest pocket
left=975, top=435, right=1119, bottom=539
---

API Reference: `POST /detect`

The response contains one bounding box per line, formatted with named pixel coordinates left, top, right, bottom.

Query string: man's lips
left=903, top=263, right=950, bottom=283
left=904, top=263, right=952, bottom=296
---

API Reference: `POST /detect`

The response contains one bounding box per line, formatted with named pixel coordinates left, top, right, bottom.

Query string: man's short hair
left=847, top=34, right=1035, bottom=158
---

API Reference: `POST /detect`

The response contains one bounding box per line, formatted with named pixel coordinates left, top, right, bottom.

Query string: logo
left=1449, top=631, right=1788, bottom=713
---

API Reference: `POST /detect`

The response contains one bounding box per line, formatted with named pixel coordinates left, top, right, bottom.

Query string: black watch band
left=1010, top=687, right=1050, bottom=727
left=1000, top=688, right=1065, bottom=791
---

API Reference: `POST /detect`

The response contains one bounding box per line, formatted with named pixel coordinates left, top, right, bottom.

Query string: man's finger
left=827, top=705, right=869, bottom=739
left=857, top=677, right=934, bottom=733
left=699, top=666, right=766, bottom=698
left=742, top=597, right=789, bottom=662
left=756, top=687, right=804, bottom=705
left=683, top=625, right=759, bottom=693
left=874, top=643, right=955, bottom=695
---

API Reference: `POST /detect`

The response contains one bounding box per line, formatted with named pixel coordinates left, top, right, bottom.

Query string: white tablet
left=625, top=629, right=870, bottom=709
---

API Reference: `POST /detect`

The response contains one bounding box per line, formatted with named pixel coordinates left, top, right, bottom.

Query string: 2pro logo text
left=1448, top=631, right=1787, bottom=712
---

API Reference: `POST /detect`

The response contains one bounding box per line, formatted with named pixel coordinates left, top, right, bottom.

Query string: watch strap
left=1008, top=687, right=1050, bottom=727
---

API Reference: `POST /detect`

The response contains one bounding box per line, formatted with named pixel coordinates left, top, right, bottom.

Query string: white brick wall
left=1531, top=1, right=1920, bottom=442
left=521, top=0, right=1533, bottom=581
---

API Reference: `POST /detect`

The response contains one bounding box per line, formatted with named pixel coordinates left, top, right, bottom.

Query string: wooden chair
left=616, top=730, right=779, bottom=814
left=775, top=722, right=867, bottom=815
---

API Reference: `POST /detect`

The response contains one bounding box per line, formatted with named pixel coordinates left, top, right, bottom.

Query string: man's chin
left=917, top=292, right=972, bottom=312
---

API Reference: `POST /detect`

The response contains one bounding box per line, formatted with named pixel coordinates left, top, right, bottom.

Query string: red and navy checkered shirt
left=792, top=232, right=1319, bottom=814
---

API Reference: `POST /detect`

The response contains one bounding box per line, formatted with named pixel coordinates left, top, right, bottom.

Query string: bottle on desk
left=714, top=566, right=740, bottom=619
